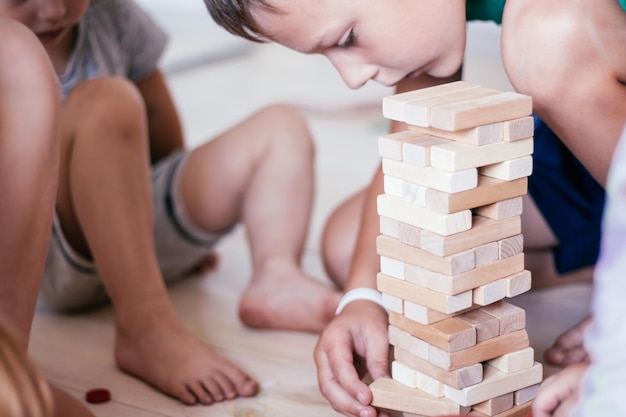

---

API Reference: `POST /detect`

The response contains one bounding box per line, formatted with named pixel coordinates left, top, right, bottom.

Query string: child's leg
left=0, top=18, right=59, bottom=351
left=56, top=77, right=257, bottom=405
left=178, top=104, right=341, bottom=333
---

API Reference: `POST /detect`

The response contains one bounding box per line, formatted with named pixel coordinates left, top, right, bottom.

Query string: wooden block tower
left=369, top=81, right=542, bottom=417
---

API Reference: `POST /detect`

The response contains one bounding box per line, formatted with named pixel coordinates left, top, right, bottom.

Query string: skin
left=1, top=0, right=341, bottom=407
left=248, top=0, right=626, bottom=416
left=532, top=363, right=587, bottom=417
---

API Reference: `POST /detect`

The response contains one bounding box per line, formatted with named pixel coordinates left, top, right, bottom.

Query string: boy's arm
left=135, top=69, right=185, bottom=163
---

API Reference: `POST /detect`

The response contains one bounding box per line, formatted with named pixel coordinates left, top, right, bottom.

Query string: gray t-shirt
left=59, top=0, right=168, bottom=98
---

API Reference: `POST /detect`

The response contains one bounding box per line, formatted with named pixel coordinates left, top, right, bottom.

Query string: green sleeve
left=466, top=0, right=506, bottom=24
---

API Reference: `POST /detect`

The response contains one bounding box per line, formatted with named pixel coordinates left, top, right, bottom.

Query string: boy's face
left=253, top=0, right=467, bottom=89
left=0, top=0, right=89, bottom=48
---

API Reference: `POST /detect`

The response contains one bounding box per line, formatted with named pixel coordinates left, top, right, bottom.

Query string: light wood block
left=482, top=301, right=526, bottom=335
left=380, top=216, right=402, bottom=240
left=444, top=363, right=543, bottom=407
left=382, top=81, right=480, bottom=122
left=480, top=156, right=533, bottom=181
left=504, top=270, right=532, bottom=298
left=430, top=91, right=533, bottom=132
left=429, top=138, right=533, bottom=172
left=515, top=383, right=539, bottom=405
left=403, top=181, right=428, bottom=207
left=380, top=255, right=406, bottom=280
left=456, top=308, right=501, bottom=343
left=419, top=215, right=521, bottom=257
left=404, top=87, right=501, bottom=127
left=499, top=235, right=524, bottom=259
left=389, top=325, right=430, bottom=360
left=503, top=116, right=534, bottom=142
left=382, top=158, right=478, bottom=193
left=395, top=347, right=483, bottom=390
left=370, top=377, right=471, bottom=416
left=474, top=242, right=499, bottom=267
left=407, top=253, right=525, bottom=296
left=378, top=273, right=473, bottom=314
left=409, top=122, right=503, bottom=146
left=402, top=303, right=479, bottom=325
left=382, top=292, right=404, bottom=313
left=473, top=279, right=506, bottom=306
left=416, top=370, right=445, bottom=397
left=392, top=360, right=418, bottom=388
left=378, top=194, right=472, bottom=236
left=428, top=330, right=530, bottom=371
left=377, top=235, right=476, bottom=276
left=488, top=347, right=535, bottom=374
left=384, top=175, right=406, bottom=199
left=475, top=197, right=523, bottom=220
left=424, top=176, right=528, bottom=214
left=402, top=135, right=451, bottom=166
left=468, top=403, right=531, bottom=417
left=379, top=130, right=429, bottom=160
left=389, top=311, right=476, bottom=353
left=472, top=393, right=514, bottom=416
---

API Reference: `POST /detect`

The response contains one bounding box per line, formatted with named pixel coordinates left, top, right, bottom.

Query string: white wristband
left=335, top=287, right=386, bottom=315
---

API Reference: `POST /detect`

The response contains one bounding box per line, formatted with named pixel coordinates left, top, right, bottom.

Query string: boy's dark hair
left=204, top=0, right=277, bottom=43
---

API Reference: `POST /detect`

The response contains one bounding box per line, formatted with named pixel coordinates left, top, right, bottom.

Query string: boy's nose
left=38, top=0, right=67, bottom=21
left=331, top=60, right=378, bottom=90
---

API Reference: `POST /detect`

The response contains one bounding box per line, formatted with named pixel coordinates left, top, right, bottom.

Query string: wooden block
left=395, top=347, right=484, bottom=389
left=378, top=194, right=472, bottom=236
left=473, top=279, right=506, bottom=306
left=474, top=242, right=499, bottom=267
left=424, top=176, right=528, bottom=214
left=382, top=292, right=404, bottom=313
left=504, top=270, right=532, bottom=298
left=488, top=347, right=535, bottom=374
left=419, top=215, right=521, bottom=257
left=380, top=216, right=402, bottom=239
left=402, top=135, right=451, bottom=166
left=444, top=363, right=543, bottom=406
left=404, top=87, right=501, bottom=127
left=379, top=131, right=429, bottom=160
left=370, top=377, right=472, bottom=416
left=472, top=393, right=514, bottom=416
left=430, top=92, right=533, bottom=132
left=409, top=122, right=503, bottom=146
left=382, top=81, right=480, bottom=122
left=482, top=301, right=526, bottom=335
left=407, top=253, right=525, bottom=296
left=480, top=156, right=533, bottom=181
left=503, top=116, right=534, bottom=142
left=468, top=402, right=531, bottom=417
left=403, top=302, right=478, bottom=325
left=475, top=197, right=523, bottom=220
left=389, top=325, right=430, bottom=360
left=377, top=235, right=476, bottom=276
left=384, top=175, right=406, bottom=199
left=380, top=255, right=406, bottom=280
left=378, top=273, right=473, bottom=314
left=397, top=221, right=422, bottom=247
left=428, top=330, right=530, bottom=371
left=416, top=370, right=445, bottom=397
left=392, top=360, right=418, bottom=388
left=389, top=311, right=476, bottom=353
left=515, top=383, right=539, bottom=405
left=382, top=158, right=478, bottom=193
left=402, top=181, right=428, bottom=207
left=429, top=138, right=533, bottom=172
left=456, top=308, right=501, bottom=343
left=499, top=235, right=524, bottom=259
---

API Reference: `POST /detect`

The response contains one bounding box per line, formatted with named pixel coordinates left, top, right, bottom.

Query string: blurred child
left=204, top=1, right=626, bottom=415
left=0, top=16, right=94, bottom=417
left=0, top=0, right=341, bottom=407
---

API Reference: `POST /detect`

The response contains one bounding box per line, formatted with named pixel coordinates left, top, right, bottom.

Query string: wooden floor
left=27, top=10, right=595, bottom=416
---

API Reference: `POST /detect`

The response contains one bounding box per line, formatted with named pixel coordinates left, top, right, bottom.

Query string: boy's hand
left=313, top=301, right=389, bottom=417
left=532, top=363, right=588, bottom=417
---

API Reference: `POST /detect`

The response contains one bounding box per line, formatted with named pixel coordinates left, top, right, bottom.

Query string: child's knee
left=259, top=104, right=314, bottom=154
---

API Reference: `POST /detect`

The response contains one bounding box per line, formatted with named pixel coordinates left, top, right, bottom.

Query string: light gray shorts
left=39, top=151, right=225, bottom=311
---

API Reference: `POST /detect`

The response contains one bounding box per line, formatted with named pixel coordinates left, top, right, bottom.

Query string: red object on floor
left=85, top=388, right=111, bottom=404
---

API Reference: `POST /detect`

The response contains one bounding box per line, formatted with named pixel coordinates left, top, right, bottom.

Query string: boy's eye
left=337, top=28, right=356, bottom=49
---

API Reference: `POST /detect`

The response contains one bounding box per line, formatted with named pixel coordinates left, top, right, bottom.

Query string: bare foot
left=544, top=316, right=593, bottom=367
left=239, top=260, right=342, bottom=333
left=114, top=310, right=258, bottom=405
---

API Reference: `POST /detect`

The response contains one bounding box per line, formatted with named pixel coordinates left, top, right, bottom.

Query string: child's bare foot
left=239, top=260, right=342, bottom=333
left=114, top=310, right=258, bottom=405
left=544, top=316, right=593, bottom=367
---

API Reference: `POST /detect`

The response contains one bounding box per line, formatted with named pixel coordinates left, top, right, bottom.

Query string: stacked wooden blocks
left=370, top=81, right=542, bottom=417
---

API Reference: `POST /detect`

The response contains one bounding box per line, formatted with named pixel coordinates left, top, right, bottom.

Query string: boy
left=0, top=0, right=341, bottom=407
left=204, top=1, right=626, bottom=416
left=0, top=16, right=94, bottom=417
